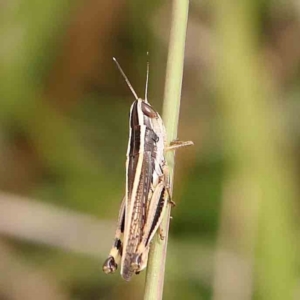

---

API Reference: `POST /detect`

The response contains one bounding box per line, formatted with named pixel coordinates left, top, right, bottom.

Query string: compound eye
left=141, top=102, right=157, bottom=118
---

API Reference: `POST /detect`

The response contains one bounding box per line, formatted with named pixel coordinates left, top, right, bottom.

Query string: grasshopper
left=103, top=57, right=193, bottom=281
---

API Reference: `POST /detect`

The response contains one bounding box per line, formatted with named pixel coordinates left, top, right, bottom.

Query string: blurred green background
left=0, top=0, right=299, bottom=299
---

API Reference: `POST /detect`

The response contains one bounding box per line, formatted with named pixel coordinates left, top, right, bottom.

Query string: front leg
left=102, top=196, right=126, bottom=274
left=164, top=140, right=194, bottom=152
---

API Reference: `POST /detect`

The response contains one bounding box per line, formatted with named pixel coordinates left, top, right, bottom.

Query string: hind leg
left=102, top=196, right=126, bottom=274
left=131, top=181, right=169, bottom=272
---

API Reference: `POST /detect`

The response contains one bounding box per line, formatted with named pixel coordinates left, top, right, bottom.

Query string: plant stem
left=143, top=0, right=189, bottom=299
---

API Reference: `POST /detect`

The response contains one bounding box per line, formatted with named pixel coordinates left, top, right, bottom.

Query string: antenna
left=144, top=52, right=149, bottom=103
left=113, top=57, right=138, bottom=100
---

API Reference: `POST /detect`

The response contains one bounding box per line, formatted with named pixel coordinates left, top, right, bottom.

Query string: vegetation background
left=0, top=0, right=299, bottom=299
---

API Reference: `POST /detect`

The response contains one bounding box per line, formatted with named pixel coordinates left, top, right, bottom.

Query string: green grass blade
left=143, top=0, right=190, bottom=299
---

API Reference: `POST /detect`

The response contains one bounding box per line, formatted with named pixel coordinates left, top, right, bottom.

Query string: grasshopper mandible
left=103, top=57, right=193, bottom=281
